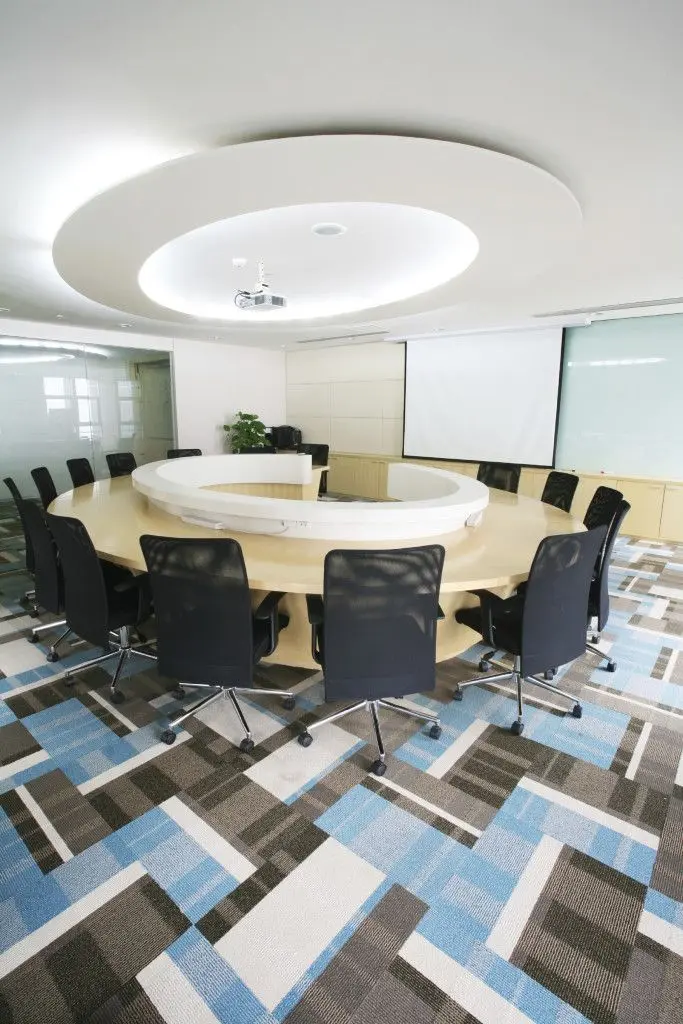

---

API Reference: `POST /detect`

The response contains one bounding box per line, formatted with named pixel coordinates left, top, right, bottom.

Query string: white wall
left=173, top=338, right=286, bottom=454
left=286, top=342, right=404, bottom=455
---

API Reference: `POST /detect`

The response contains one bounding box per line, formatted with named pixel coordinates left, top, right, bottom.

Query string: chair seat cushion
left=456, top=597, right=524, bottom=656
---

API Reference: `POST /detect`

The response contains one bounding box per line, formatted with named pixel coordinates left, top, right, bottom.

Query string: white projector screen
left=403, top=328, right=564, bottom=466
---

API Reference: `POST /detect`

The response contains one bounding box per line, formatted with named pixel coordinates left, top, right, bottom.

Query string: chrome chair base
left=161, top=683, right=296, bottom=751
left=455, top=656, right=583, bottom=733
left=63, top=625, right=157, bottom=703
left=298, top=697, right=442, bottom=776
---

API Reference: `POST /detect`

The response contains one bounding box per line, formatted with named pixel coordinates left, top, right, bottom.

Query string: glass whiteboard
left=555, top=313, right=683, bottom=478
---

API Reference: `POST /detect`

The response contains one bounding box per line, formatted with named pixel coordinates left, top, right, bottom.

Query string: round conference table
left=49, top=476, right=582, bottom=669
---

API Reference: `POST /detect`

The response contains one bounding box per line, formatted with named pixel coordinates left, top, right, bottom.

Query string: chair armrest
left=306, top=594, right=325, bottom=625
left=254, top=591, right=286, bottom=620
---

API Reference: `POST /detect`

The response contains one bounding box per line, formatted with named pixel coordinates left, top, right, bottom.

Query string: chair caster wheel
left=63, top=674, right=75, bottom=686
left=29, top=608, right=40, bottom=619
left=282, top=696, right=296, bottom=711
left=606, top=662, right=617, bottom=673
left=572, top=704, right=582, bottom=718
left=370, top=759, right=387, bottom=777
left=544, top=669, right=555, bottom=680
left=46, top=651, right=59, bottom=663
left=478, top=660, right=490, bottom=672
left=161, top=729, right=176, bottom=745
left=428, top=724, right=442, bottom=740
left=591, top=635, right=599, bottom=643
left=510, top=720, right=524, bottom=736
left=298, top=731, right=313, bottom=748
left=28, top=633, right=39, bottom=644
left=239, top=738, right=255, bottom=753
left=136, top=630, right=147, bottom=644
left=453, top=688, right=463, bottom=701
left=172, top=687, right=186, bottom=699
left=110, top=690, right=125, bottom=705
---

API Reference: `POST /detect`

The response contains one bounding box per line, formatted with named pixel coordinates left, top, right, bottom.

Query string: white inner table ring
left=132, top=454, right=489, bottom=541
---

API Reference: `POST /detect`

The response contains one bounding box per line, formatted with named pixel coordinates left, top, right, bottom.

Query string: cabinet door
left=616, top=480, right=664, bottom=539
left=571, top=475, right=619, bottom=520
left=327, top=456, right=356, bottom=495
left=519, top=469, right=545, bottom=498
left=659, top=485, right=683, bottom=542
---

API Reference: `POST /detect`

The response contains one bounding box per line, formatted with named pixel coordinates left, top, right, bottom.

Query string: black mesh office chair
left=46, top=513, right=155, bottom=701
left=4, top=476, right=36, bottom=610
left=477, top=462, right=521, bottom=493
left=106, top=452, right=137, bottom=478
left=22, top=502, right=72, bottom=660
left=140, top=536, right=294, bottom=749
left=585, top=499, right=630, bottom=672
left=297, top=443, right=330, bottom=495
left=454, top=526, right=607, bottom=734
left=31, top=466, right=58, bottom=510
left=298, top=546, right=445, bottom=776
left=541, top=471, right=579, bottom=512
left=167, top=448, right=202, bottom=459
left=66, top=458, right=95, bottom=487
left=240, top=445, right=277, bottom=454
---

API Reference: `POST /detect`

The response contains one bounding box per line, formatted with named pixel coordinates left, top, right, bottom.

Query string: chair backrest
left=66, top=457, right=95, bottom=488
left=167, top=448, right=202, bottom=459
left=590, top=499, right=631, bottom=630
left=22, top=501, right=63, bottom=614
left=540, top=471, right=579, bottom=512
left=297, top=443, right=330, bottom=466
left=3, top=476, right=35, bottom=574
left=31, top=466, right=58, bottom=510
left=477, top=462, right=521, bottom=494
left=520, top=525, right=607, bottom=677
left=140, top=536, right=255, bottom=686
left=45, top=513, right=110, bottom=647
left=106, top=452, right=137, bottom=478
left=240, top=445, right=277, bottom=454
left=320, top=545, right=445, bottom=701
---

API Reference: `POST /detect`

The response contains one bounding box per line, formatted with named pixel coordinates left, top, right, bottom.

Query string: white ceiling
left=1, top=0, right=683, bottom=349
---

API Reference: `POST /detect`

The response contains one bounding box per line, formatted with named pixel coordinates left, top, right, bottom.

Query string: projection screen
left=403, top=328, right=564, bottom=466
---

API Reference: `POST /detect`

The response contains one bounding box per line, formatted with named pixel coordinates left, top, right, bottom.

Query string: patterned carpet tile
left=0, top=523, right=682, bottom=1023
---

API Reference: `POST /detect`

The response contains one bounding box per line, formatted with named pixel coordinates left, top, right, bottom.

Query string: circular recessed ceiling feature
left=53, top=135, right=582, bottom=328
left=138, top=203, right=479, bottom=322
left=312, top=222, right=347, bottom=236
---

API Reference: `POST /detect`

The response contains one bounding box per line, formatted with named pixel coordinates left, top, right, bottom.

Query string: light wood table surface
left=49, top=477, right=582, bottom=669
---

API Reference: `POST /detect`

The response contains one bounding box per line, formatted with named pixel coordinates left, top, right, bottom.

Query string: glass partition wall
left=0, top=340, right=174, bottom=497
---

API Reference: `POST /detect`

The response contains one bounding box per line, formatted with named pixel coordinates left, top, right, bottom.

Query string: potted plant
left=223, top=411, right=268, bottom=453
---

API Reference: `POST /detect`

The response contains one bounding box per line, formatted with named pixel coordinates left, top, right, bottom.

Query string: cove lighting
left=0, top=338, right=111, bottom=357
left=567, top=357, right=667, bottom=368
left=0, top=353, right=75, bottom=365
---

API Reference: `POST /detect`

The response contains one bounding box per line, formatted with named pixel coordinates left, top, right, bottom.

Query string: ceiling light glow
left=0, top=353, right=75, bottom=365
left=138, top=202, right=479, bottom=324
left=0, top=338, right=111, bottom=357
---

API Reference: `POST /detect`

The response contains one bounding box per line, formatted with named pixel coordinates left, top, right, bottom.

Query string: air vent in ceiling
left=534, top=297, right=683, bottom=318
left=296, top=329, right=387, bottom=345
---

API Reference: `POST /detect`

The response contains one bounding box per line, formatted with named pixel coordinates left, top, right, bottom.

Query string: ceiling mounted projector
left=234, top=258, right=287, bottom=311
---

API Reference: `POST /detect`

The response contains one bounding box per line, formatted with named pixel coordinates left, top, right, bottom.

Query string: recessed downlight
left=55, top=313, right=65, bottom=319
left=0, top=307, right=10, bottom=313
left=312, top=222, right=347, bottom=237
left=118, top=322, right=131, bottom=328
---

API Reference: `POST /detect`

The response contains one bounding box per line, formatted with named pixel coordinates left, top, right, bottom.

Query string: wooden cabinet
left=328, top=454, right=678, bottom=541
left=616, top=480, right=664, bottom=538
left=327, top=455, right=383, bottom=499
left=519, top=469, right=546, bottom=499
left=659, top=485, right=683, bottom=542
